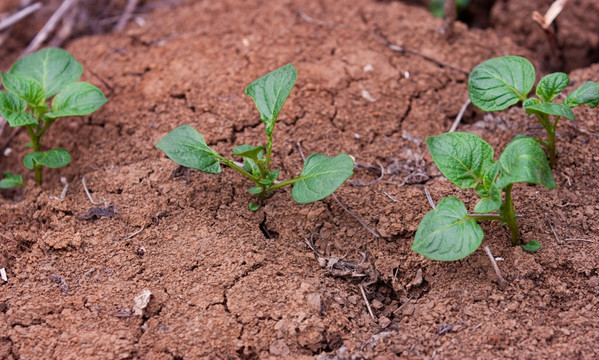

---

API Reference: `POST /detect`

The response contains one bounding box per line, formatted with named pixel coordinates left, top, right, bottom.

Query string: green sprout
left=0, top=47, right=107, bottom=186
left=468, top=56, right=599, bottom=168
left=412, top=132, right=555, bottom=261
left=156, top=63, right=353, bottom=210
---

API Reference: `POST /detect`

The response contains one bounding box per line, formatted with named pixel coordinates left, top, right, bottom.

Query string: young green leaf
left=536, top=72, right=569, bottom=102
left=522, top=98, right=540, bottom=107
left=247, top=186, right=264, bottom=194
left=1, top=72, right=45, bottom=105
left=232, top=145, right=265, bottom=160
left=474, top=163, right=501, bottom=213
left=45, top=82, right=107, bottom=118
left=524, top=102, right=575, bottom=121
left=496, top=136, right=555, bottom=189
left=426, top=132, right=494, bottom=189
left=249, top=202, right=260, bottom=211
left=412, top=197, right=483, bottom=261
left=468, top=56, right=535, bottom=111
left=156, top=125, right=222, bottom=174
left=23, top=148, right=71, bottom=169
left=244, top=63, right=297, bottom=136
left=564, top=81, right=599, bottom=108
left=10, top=47, right=82, bottom=99
left=0, top=171, right=25, bottom=188
left=291, top=153, right=353, bottom=204
left=0, top=92, right=37, bottom=126
left=521, top=240, right=541, bottom=252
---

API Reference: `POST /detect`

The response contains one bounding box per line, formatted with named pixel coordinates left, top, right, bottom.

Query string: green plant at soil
left=0, top=48, right=107, bottom=186
left=156, top=63, right=353, bottom=210
left=429, top=0, right=471, bottom=18
left=468, top=56, right=599, bottom=169
left=412, top=132, right=555, bottom=261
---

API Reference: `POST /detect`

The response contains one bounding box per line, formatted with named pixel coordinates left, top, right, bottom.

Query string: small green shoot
left=156, top=64, right=353, bottom=209
left=412, top=132, right=555, bottom=261
left=0, top=48, right=107, bottom=186
left=468, top=56, right=599, bottom=168
left=0, top=171, right=25, bottom=188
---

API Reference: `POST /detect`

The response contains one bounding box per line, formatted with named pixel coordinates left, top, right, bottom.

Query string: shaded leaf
left=0, top=171, right=25, bottom=188
left=496, top=136, right=555, bottom=189
left=564, top=81, right=599, bottom=108
left=156, top=125, right=222, bottom=175
left=521, top=240, right=541, bottom=252
left=245, top=63, right=297, bottom=136
left=46, top=82, right=107, bottom=118
left=524, top=102, right=575, bottom=121
left=426, top=132, right=494, bottom=189
left=536, top=72, right=569, bottom=102
left=23, top=148, right=71, bottom=169
left=291, top=153, right=353, bottom=204
left=1, top=72, right=45, bottom=105
left=412, top=197, right=483, bottom=261
left=468, top=56, right=534, bottom=111
left=10, top=47, right=82, bottom=98
left=0, top=91, right=37, bottom=126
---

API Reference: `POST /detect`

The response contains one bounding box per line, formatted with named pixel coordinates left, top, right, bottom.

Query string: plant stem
left=534, top=112, right=557, bottom=168
left=268, top=176, right=301, bottom=191
left=25, top=124, right=43, bottom=185
left=265, top=133, right=273, bottom=171
left=500, top=184, right=521, bottom=245
left=217, top=156, right=261, bottom=186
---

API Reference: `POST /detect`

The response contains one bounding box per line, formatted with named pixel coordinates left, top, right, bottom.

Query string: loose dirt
left=1, top=0, right=598, bottom=359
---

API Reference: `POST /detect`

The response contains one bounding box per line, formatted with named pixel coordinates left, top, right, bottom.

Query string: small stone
left=371, top=299, right=384, bottom=310
left=378, top=316, right=391, bottom=328
left=269, top=339, right=290, bottom=356
left=306, top=293, right=322, bottom=313
left=401, top=303, right=415, bottom=316
left=347, top=295, right=359, bottom=305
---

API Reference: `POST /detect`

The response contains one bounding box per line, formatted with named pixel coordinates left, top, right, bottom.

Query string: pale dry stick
left=297, top=10, right=468, bottom=75
left=117, top=222, right=147, bottom=241
left=349, top=163, right=385, bottom=187
left=448, top=98, right=471, bottom=133
left=544, top=213, right=562, bottom=245
left=532, top=0, right=568, bottom=29
left=22, top=0, right=79, bottom=56
left=81, top=176, right=107, bottom=206
left=383, top=191, right=398, bottom=202
left=49, top=177, right=69, bottom=200
left=483, top=246, right=508, bottom=287
left=423, top=185, right=436, bottom=209
left=359, top=283, right=375, bottom=320
left=564, top=238, right=595, bottom=243
left=48, top=5, right=78, bottom=48
left=0, top=2, right=42, bottom=32
left=114, top=0, right=139, bottom=31
left=296, top=141, right=380, bottom=238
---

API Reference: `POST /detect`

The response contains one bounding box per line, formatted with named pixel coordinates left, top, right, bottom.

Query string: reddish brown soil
left=1, top=0, right=599, bottom=359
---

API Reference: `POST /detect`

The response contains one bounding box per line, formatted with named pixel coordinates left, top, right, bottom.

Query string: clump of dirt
left=1, top=0, right=599, bottom=359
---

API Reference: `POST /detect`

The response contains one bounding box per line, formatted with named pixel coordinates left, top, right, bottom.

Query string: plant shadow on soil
left=1, top=0, right=599, bottom=359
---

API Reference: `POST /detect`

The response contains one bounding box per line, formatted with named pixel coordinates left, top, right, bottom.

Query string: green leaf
left=1, top=72, right=45, bottom=105
left=245, top=63, right=297, bottom=136
left=232, top=145, right=265, bottom=159
left=536, top=72, right=569, bottom=102
left=45, top=82, right=107, bottom=118
left=521, top=240, right=541, bottom=252
left=496, top=136, right=555, bottom=189
left=291, top=153, right=353, bottom=204
left=564, top=81, right=599, bottom=108
left=426, top=132, right=495, bottom=189
left=522, top=98, right=540, bottom=107
left=10, top=47, right=83, bottom=99
left=412, top=197, right=483, bottom=261
left=474, top=183, right=501, bottom=213
left=0, top=171, right=25, bottom=188
left=468, top=56, right=535, bottom=111
left=524, top=102, right=575, bottom=121
left=156, top=125, right=222, bottom=174
left=248, top=186, right=264, bottom=194
left=0, top=91, right=37, bottom=126
left=249, top=202, right=260, bottom=211
left=23, top=148, right=71, bottom=169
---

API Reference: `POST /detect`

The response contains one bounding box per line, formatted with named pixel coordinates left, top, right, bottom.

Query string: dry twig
left=483, top=246, right=508, bottom=287
left=448, top=98, right=471, bottom=132
left=359, top=284, right=375, bottom=319
left=23, top=0, right=80, bottom=56
left=114, top=0, right=139, bottom=31
left=0, top=2, right=42, bottom=32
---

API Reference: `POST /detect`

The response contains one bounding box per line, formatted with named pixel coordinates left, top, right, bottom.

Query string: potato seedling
left=156, top=64, right=353, bottom=210
left=412, top=132, right=555, bottom=261
left=0, top=48, right=107, bottom=186
left=468, top=56, right=599, bottom=168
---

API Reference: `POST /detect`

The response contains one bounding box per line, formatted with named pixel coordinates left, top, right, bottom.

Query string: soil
left=1, top=0, right=599, bottom=359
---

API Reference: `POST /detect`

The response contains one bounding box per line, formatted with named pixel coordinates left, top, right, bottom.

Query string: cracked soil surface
left=1, top=0, right=599, bottom=358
